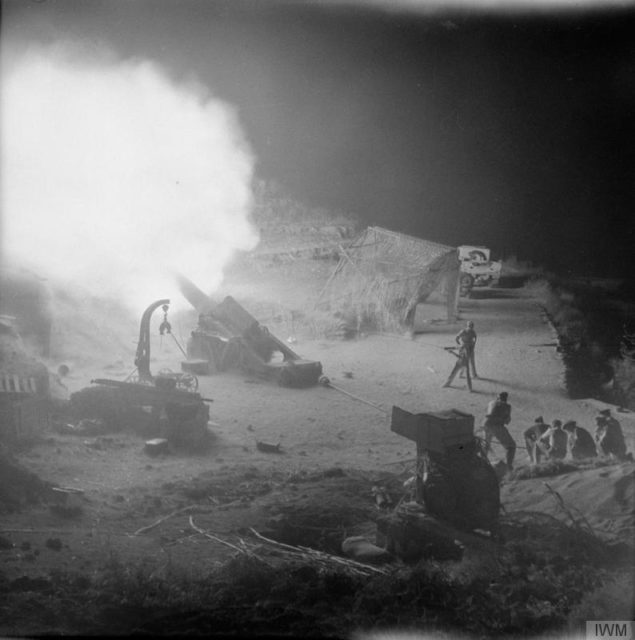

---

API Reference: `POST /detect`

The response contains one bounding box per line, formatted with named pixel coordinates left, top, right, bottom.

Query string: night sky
left=4, top=0, right=635, bottom=277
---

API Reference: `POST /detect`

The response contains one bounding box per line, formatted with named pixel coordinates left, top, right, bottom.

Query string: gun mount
left=70, top=378, right=211, bottom=448
left=68, top=299, right=210, bottom=448
left=177, top=274, right=323, bottom=388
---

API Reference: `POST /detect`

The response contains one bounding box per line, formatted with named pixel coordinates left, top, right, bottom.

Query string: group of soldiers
left=443, top=320, right=631, bottom=470
left=484, top=391, right=630, bottom=471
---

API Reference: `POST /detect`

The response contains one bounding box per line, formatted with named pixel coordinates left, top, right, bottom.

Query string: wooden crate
left=181, top=359, right=210, bottom=375
left=391, top=406, right=474, bottom=453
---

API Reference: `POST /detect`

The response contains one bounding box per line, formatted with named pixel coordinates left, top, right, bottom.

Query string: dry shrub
left=508, top=457, right=616, bottom=481
left=612, top=355, right=635, bottom=409
left=566, top=572, right=635, bottom=635
left=1, top=504, right=627, bottom=637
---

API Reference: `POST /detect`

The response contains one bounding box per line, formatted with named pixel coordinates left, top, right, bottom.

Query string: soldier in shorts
left=455, top=320, right=478, bottom=378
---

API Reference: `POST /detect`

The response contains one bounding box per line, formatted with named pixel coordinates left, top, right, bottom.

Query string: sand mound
left=502, top=462, right=635, bottom=542
left=0, top=448, right=51, bottom=513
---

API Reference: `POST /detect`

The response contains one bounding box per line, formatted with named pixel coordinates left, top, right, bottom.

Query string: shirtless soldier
left=523, top=416, right=549, bottom=464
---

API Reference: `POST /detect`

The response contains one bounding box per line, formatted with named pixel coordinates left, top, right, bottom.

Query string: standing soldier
left=456, top=320, right=478, bottom=378
left=442, top=344, right=472, bottom=391
left=483, top=392, right=516, bottom=471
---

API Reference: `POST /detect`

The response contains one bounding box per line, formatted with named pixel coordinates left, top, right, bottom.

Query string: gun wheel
left=176, top=373, right=199, bottom=392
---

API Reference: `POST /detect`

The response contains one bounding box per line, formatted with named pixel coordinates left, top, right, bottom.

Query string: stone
left=341, top=536, right=392, bottom=564
left=144, top=438, right=169, bottom=456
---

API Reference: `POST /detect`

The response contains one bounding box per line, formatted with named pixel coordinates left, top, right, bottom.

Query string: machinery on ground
left=69, top=299, right=211, bottom=447
left=130, top=299, right=198, bottom=392
left=0, top=315, right=50, bottom=444
left=177, top=274, right=323, bottom=388
left=458, top=245, right=502, bottom=296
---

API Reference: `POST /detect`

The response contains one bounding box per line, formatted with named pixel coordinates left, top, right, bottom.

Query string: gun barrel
left=91, top=378, right=209, bottom=402
left=175, top=273, right=216, bottom=313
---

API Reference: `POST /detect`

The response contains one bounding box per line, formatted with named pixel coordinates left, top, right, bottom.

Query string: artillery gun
left=177, top=274, right=323, bottom=388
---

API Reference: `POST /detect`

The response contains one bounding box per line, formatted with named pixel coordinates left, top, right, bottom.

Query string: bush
left=1, top=537, right=627, bottom=637
left=566, top=572, right=635, bottom=636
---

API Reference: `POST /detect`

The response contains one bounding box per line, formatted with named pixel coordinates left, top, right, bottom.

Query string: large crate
left=0, top=395, right=49, bottom=443
left=391, top=406, right=474, bottom=453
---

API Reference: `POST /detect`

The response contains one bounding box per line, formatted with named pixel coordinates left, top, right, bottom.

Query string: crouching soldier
left=538, top=419, right=568, bottom=460
left=562, top=420, right=597, bottom=460
left=595, top=410, right=627, bottom=460
left=483, top=392, right=516, bottom=470
left=524, top=416, right=549, bottom=464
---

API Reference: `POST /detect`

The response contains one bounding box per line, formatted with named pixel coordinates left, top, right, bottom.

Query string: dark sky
left=4, top=0, right=635, bottom=277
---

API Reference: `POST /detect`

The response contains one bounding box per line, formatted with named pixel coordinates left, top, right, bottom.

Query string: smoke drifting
left=1, top=47, right=258, bottom=311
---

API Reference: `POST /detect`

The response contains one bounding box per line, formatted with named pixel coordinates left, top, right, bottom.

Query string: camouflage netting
left=318, top=227, right=460, bottom=333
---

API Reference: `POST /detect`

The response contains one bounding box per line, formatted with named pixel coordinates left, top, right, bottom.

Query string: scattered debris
left=144, top=438, right=169, bottom=457
left=256, top=441, right=282, bottom=454
left=54, top=418, right=107, bottom=436
left=134, top=505, right=205, bottom=536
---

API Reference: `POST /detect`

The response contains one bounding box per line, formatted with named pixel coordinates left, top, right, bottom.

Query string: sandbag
left=341, top=536, right=392, bottom=564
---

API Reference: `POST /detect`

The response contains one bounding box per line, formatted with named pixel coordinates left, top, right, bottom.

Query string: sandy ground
left=2, top=281, right=633, bottom=601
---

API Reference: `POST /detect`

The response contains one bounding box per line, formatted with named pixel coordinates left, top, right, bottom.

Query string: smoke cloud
left=1, top=46, right=258, bottom=311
